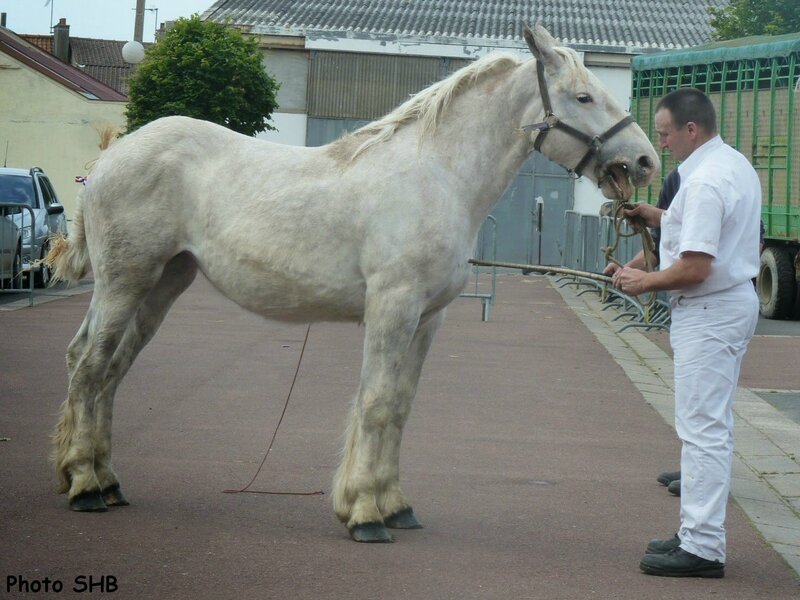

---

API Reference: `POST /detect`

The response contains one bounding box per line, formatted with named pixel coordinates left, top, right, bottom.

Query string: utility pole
left=133, top=0, right=146, bottom=42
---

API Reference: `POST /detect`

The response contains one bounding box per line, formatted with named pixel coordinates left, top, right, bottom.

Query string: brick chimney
left=53, top=17, right=70, bottom=62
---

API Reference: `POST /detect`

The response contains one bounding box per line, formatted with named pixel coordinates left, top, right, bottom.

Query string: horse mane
left=339, top=51, right=524, bottom=160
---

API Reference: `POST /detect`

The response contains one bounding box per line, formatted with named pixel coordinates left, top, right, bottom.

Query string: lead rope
left=223, top=324, right=324, bottom=497
left=601, top=196, right=658, bottom=308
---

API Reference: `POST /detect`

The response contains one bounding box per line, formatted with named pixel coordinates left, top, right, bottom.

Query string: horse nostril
left=637, top=155, right=654, bottom=172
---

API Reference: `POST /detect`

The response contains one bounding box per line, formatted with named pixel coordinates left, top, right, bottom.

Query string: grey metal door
left=478, top=156, right=535, bottom=264
left=532, top=170, right=573, bottom=266
left=477, top=153, right=573, bottom=266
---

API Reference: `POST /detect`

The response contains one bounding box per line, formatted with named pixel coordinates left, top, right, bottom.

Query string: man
left=612, top=88, right=761, bottom=578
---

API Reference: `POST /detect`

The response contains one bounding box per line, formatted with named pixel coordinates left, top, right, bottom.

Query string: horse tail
left=43, top=190, right=90, bottom=285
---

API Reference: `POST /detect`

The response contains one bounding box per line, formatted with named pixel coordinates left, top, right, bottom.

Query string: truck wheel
left=794, top=252, right=800, bottom=320
left=758, top=247, right=796, bottom=319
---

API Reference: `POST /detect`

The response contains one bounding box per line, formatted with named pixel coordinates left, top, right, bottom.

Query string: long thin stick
left=468, top=258, right=612, bottom=284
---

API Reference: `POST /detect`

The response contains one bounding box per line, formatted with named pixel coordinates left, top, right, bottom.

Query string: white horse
left=49, top=24, right=658, bottom=542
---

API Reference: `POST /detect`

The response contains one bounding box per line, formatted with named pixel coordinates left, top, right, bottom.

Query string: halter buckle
left=522, top=114, right=559, bottom=134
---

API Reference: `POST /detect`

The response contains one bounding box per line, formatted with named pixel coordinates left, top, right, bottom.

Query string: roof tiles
left=202, top=0, right=729, bottom=51
left=0, top=26, right=127, bottom=101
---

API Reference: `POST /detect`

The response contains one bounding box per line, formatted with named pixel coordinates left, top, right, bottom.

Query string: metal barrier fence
left=463, top=211, right=667, bottom=329
left=560, top=211, right=670, bottom=332
left=563, top=211, right=643, bottom=274
left=0, top=203, right=35, bottom=305
left=461, top=215, right=497, bottom=321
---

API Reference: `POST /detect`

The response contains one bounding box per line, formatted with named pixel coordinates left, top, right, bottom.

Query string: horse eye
left=577, top=94, right=593, bottom=104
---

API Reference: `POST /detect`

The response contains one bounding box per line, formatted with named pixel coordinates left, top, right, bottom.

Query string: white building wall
left=303, top=34, right=532, bottom=60
left=258, top=47, right=309, bottom=146
left=257, top=112, right=307, bottom=146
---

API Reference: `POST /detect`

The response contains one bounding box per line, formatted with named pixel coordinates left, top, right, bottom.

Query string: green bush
left=125, top=15, right=279, bottom=136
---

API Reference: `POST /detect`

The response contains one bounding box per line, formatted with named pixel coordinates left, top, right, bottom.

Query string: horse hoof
left=350, top=522, right=393, bottom=543
left=70, top=490, right=108, bottom=512
left=101, top=483, right=130, bottom=507
left=384, top=507, right=423, bottom=529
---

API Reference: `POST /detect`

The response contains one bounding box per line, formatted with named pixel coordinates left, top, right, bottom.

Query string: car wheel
left=34, top=241, right=51, bottom=288
left=12, top=244, right=21, bottom=287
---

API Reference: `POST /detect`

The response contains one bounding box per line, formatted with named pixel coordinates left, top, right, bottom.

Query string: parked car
left=0, top=204, right=22, bottom=287
left=0, top=167, right=67, bottom=287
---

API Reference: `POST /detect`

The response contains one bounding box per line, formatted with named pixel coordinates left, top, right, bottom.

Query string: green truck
left=631, top=32, right=800, bottom=319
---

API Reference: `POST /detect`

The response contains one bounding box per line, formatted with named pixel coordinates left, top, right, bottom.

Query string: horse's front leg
left=333, top=289, right=424, bottom=542
left=378, top=310, right=444, bottom=530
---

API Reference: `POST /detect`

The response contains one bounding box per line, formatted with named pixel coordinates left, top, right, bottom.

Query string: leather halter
left=522, top=59, right=635, bottom=177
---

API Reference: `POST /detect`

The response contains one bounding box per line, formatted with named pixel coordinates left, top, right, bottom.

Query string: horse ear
left=524, top=23, right=558, bottom=63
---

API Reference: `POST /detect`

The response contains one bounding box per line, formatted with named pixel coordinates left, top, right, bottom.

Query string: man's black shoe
left=639, top=547, right=724, bottom=578
left=646, top=534, right=680, bottom=554
left=668, top=479, right=681, bottom=496
left=657, top=470, right=681, bottom=486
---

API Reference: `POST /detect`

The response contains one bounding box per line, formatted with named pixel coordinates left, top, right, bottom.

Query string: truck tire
left=794, top=252, right=800, bottom=320
left=758, top=246, right=796, bottom=319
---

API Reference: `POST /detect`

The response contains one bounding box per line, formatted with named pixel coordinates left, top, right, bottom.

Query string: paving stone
left=764, top=473, right=800, bottom=498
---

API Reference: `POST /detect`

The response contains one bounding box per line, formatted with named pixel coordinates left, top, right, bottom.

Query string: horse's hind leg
left=54, top=254, right=196, bottom=510
left=93, top=252, right=198, bottom=507
left=54, top=286, right=148, bottom=510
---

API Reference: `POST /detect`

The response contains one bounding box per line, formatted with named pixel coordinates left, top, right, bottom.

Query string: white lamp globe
left=122, top=40, right=145, bottom=64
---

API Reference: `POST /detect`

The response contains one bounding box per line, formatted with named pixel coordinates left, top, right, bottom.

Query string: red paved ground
left=2, top=275, right=798, bottom=599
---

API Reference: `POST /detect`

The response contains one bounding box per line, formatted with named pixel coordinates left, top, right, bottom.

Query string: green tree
left=125, top=15, right=279, bottom=135
left=708, top=0, right=800, bottom=40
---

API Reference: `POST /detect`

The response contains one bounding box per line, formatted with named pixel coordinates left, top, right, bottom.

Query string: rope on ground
left=223, top=324, right=324, bottom=497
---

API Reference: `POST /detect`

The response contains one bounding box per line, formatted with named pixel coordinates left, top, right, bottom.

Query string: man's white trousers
left=669, top=283, right=759, bottom=563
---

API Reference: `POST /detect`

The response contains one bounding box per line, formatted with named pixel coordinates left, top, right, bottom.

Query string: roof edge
left=246, top=24, right=671, bottom=56
left=633, top=31, right=800, bottom=70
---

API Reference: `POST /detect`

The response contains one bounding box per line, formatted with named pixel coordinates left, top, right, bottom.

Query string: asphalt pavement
left=1, top=274, right=798, bottom=599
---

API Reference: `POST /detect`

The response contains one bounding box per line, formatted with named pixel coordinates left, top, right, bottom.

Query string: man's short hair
left=656, top=88, right=717, bottom=135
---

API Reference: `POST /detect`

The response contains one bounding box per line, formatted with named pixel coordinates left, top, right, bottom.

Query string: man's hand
left=624, top=203, right=663, bottom=229
left=612, top=252, right=712, bottom=296
left=603, top=249, right=648, bottom=277
left=612, top=266, right=649, bottom=296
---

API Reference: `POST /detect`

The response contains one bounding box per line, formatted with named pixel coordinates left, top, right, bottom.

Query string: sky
left=1, top=0, right=215, bottom=43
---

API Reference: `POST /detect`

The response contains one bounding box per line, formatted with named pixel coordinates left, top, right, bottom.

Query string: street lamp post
left=133, top=0, right=145, bottom=43
left=123, top=0, right=147, bottom=65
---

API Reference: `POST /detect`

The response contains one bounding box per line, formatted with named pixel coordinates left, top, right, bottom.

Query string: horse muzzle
left=596, top=152, right=658, bottom=201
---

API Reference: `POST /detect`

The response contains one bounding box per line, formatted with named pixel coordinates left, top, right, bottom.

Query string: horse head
left=522, top=24, right=659, bottom=200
